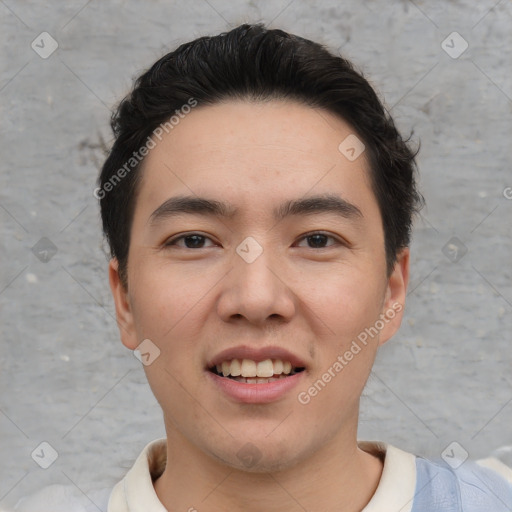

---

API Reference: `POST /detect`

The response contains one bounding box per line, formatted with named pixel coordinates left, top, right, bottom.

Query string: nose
left=216, top=242, right=296, bottom=327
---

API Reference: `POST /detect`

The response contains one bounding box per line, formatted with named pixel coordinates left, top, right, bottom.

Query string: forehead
left=146, top=99, right=358, bottom=166
left=135, top=99, right=378, bottom=223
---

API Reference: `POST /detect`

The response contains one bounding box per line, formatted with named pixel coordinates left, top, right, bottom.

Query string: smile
left=209, top=358, right=305, bottom=384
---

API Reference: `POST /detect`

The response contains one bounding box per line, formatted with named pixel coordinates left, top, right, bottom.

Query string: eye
left=295, top=232, right=341, bottom=249
left=164, top=231, right=343, bottom=250
left=164, top=233, right=216, bottom=249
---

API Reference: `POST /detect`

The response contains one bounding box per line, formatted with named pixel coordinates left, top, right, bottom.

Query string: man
left=14, top=23, right=512, bottom=512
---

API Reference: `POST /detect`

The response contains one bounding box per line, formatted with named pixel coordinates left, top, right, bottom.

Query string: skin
left=109, top=99, right=409, bottom=511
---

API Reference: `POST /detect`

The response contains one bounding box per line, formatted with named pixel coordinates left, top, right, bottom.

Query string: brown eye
left=296, top=232, right=340, bottom=249
left=165, top=233, right=215, bottom=249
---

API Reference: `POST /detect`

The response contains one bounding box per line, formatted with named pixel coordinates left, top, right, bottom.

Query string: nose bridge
left=217, top=234, right=295, bottom=324
left=234, top=236, right=282, bottom=299
left=235, top=242, right=279, bottom=296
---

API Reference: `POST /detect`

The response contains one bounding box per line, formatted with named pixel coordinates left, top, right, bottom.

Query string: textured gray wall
left=1, top=0, right=511, bottom=507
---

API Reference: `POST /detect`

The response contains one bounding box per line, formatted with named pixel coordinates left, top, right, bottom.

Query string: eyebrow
left=149, top=193, right=363, bottom=226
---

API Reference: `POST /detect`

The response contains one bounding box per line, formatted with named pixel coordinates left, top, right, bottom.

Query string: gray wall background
left=1, top=0, right=511, bottom=508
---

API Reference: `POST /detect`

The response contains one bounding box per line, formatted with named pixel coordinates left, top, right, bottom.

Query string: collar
left=359, top=441, right=416, bottom=512
left=108, top=438, right=417, bottom=512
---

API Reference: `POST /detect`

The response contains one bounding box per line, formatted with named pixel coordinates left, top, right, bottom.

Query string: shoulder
left=412, top=456, right=512, bottom=511
left=12, top=484, right=111, bottom=512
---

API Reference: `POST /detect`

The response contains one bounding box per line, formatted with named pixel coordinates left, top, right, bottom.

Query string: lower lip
left=206, top=371, right=305, bottom=404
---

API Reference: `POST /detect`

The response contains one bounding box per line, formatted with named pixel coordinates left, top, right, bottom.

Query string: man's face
left=110, top=100, right=408, bottom=471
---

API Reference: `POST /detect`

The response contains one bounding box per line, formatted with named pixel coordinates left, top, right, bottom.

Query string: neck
left=153, top=426, right=383, bottom=512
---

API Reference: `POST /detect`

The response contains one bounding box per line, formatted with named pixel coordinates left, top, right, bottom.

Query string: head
left=99, top=23, right=423, bottom=472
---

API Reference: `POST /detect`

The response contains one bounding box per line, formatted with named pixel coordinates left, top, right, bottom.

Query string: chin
left=210, top=438, right=306, bottom=474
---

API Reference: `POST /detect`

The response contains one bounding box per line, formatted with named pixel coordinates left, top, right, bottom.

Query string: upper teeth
left=217, top=359, right=293, bottom=378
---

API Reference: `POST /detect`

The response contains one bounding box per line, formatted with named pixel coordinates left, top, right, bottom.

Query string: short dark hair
left=98, top=23, right=423, bottom=287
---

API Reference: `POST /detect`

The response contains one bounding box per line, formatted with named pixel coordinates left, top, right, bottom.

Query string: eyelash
left=164, top=231, right=343, bottom=249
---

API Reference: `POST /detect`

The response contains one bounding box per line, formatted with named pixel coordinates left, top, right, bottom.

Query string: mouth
left=208, top=358, right=306, bottom=384
left=206, top=346, right=308, bottom=403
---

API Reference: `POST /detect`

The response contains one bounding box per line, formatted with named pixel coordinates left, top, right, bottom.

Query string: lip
left=205, top=345, right=307, bottom=404
left=206, top=345, right=307, bottom=369
left=206, top=370, right=305, bottom=404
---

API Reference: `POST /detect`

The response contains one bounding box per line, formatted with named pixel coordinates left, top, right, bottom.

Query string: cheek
left=129, top=265, right=209, bottom=417
left=310, top=267, right=385, bottom=339
left=302, top=267, right=385, bottom=403
left=129, top=259, right=209, bottom=341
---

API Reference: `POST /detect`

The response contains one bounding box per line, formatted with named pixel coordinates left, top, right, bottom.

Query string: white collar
left=108, top=438, right=417, bottom=512
left=108, top=438, right=167, bottom=512
left=359, top=441, right=416, bottom=512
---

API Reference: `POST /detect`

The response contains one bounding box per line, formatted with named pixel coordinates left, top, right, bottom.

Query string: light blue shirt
left=412, top=456, right=512, bottom=511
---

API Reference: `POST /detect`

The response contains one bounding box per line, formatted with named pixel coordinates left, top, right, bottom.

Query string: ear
left=378, top=248, right=410, bottom=346
left=109, top=258, right=139, bottom=350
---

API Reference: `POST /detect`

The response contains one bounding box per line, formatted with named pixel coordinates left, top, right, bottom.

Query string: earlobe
left=108, top=259, right=139, bottom=350
left=379, top=248, right=410, bottom=346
